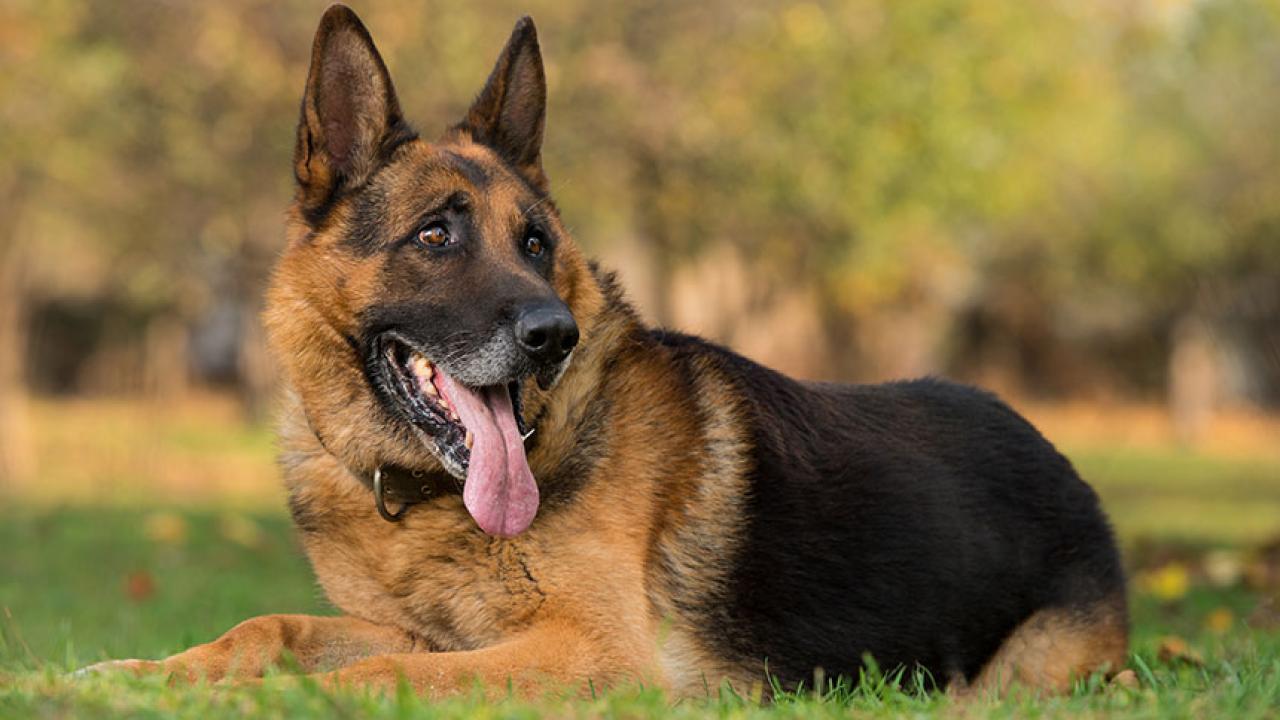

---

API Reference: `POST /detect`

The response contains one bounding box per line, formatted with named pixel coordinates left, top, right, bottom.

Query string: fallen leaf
left=218, top=513, right=263, bottom=548
left=1141, top=563, right=1190, bottom=602
left=1157, top=636, right=1204, bottom=666
left=1111, top=669, right=1139, bottom=689
left=144, top=512, right=188, bottom=545
left=124, top=571, right=155, bottom=602
left=1205, top=607, right=1234, bottom=635
left=1203, top=550, right=1243, bottom=588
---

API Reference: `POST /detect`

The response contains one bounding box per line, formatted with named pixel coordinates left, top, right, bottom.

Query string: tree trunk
left=143, top=313, right=189, bottom=400
left=0, top=193, right=32, bottom=484
left=1168, top=312, right=1219, bottom=445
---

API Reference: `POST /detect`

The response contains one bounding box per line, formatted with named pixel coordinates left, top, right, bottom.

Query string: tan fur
left=965, top=595, right=1129, bottom=695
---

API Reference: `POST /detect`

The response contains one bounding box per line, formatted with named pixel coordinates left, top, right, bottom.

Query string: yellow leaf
left=143, top=511, right=188, bottom=545
left=218, top=513, right=263, bottom=548
left=1157, top=636, right=1204, bottom=666
left=1205, top=607, right=1234, bottom=635
left=1142, top=563, right=1190, bottom=602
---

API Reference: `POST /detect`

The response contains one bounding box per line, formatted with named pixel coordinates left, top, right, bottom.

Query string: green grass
left=1072, top=446, right=1280, bottom=544
left=0, top=510, right=323, bottom=666
left=3, top=444, right=1280, bottom=717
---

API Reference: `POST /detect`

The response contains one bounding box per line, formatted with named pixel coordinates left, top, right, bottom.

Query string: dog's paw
left=72, top=659, right=166, bottom=679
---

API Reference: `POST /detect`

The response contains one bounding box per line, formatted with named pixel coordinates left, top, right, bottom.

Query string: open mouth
left=375, top=335, right=540, bottom=537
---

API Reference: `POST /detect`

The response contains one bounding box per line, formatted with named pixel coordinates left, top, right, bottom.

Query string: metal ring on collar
left=372, top=466, right=408, bottom=523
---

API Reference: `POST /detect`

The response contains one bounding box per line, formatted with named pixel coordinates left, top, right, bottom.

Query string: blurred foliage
left=1, top=0, right=1278, bottom=401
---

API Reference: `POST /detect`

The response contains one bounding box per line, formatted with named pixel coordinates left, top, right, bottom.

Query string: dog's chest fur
left=287, top=465, right=551, bottom=651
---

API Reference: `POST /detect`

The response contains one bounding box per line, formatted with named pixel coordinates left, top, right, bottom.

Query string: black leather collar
left=301, top=407, right=462, bottom=523
left=370, top=464, right=462, bottom=522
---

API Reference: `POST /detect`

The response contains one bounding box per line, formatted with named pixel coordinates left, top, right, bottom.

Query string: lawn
left=2, top=398, right=1279, bottom=717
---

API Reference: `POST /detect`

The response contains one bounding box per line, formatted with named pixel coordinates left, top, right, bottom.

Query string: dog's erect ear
left=457, top=17, right=548, bottom=190
left=294, top=4, right=415, bottom=217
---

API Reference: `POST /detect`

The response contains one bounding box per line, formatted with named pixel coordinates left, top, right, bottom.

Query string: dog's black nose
left=515, top=302, right=579, bottom=364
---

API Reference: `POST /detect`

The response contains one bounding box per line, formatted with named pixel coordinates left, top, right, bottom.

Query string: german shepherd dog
left=84, top=4, right=1127, bottom=696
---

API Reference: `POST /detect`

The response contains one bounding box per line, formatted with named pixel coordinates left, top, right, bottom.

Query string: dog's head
left=265, top=5, right=603, bottom=537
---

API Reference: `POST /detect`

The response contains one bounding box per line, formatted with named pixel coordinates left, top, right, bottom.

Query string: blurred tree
left=1, top=0, right=130, bottom=478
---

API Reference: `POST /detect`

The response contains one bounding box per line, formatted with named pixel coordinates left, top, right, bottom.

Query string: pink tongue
left=435, top=374, right=539, bottom=537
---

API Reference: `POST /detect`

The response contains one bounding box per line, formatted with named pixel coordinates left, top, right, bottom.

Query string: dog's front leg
left=309, top=620, right=633, bottom=698
left=79, top=614, right=419, bottom=682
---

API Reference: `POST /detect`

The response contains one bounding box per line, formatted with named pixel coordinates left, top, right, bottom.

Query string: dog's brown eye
left=523, top=235, right=544, bottom=257
left=418, top=225, right=450, bottom=248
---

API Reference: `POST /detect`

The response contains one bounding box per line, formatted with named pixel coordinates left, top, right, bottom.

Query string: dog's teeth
left=424, top=383, right=438, bottom=397
left=465, top=431, right=474, bottom=449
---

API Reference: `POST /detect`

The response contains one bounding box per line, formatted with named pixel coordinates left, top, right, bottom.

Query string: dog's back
left=655, top=331, right=1127, bottom=689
